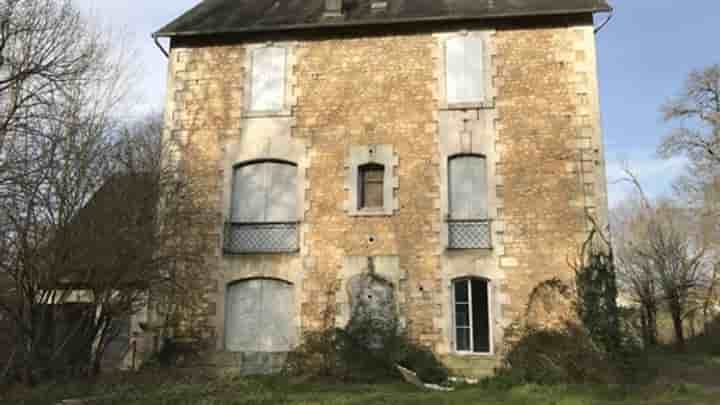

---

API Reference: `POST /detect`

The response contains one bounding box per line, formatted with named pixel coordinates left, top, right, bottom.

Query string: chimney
left=323, top=0, right=343, bottom=17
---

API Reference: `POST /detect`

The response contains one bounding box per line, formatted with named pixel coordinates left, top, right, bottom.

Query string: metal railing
left=224, top=222, right=299, bottom=254
left=447, top=219, right=492, bottom=250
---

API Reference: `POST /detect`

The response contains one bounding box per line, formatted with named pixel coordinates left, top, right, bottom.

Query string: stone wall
left=162, top=14, right=609, bottom=376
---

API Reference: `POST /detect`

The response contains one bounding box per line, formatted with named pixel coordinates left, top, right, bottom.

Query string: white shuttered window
left=232, top=161, right=297, bottom=222
left=445, top=36, right=484, bottom=104
left=249, top=46, right=287, bottom=112
left=448, top=155, right=488, bottom=219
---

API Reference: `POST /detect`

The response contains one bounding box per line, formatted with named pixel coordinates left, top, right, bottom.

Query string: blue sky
left=77, top=0, right=720, bottom=207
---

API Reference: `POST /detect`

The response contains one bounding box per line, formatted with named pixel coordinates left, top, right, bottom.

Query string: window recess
left=445, top=36, right=485, bottom=106
left=447, top=154, right=491, bottom=249
left=453, top=278, right=491, bottom=354
left=226, top=160, right=298, bottom=253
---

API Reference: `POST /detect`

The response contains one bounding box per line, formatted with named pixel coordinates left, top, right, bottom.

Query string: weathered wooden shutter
left=266, top=162, right=298, bottom=222
left=449, top=156, right=487, bottom=219
left=446, top=36, right=484, bottom=104
left=225, top=280, right=262, bottom=351
left=260, top=280, right=296, bottom=351
left=233, top=162, right=297, bottom=222
left=232, top=164, right=267, bottom=222
left=225, top=279, right=296, bottom=352
left=250, top=46, right=286, bottom=111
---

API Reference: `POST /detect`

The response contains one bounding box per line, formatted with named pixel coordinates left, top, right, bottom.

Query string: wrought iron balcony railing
left=224, top=222, right=299, bottom=254
left=447, top=219, right=492, bottom=250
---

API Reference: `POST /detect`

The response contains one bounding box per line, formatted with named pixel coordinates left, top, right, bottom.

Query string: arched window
left=453, top=278, right=491, bottom=353
left=448, top=154, right=487, bottom=220
left=225, top=278, right=296, bottom=354
left=447, top=155, right=490, bottom=249
left=445, top=36, right=484, bottom=104
left=358, top=163, right=385, bottom=210
left=232, top=160, right=297, bottom=222
left=226, top=160, right=298, bottom=253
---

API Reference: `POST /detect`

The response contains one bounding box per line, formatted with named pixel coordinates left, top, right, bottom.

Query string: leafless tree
left=612, top=195, right=661, bottom=347
left=613, top=169, right=714, bottom=350
left=659, top=64, right=720, bottom=169
left=0, top=1, right=209, bottom=384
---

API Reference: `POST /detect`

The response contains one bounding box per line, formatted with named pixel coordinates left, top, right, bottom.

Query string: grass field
left=3, top=373, right=719, bottom=405
left=4, top=350, right=719, bottom=405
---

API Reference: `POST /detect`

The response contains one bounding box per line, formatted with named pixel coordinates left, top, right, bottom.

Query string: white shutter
left=260, top=280, right=296, bottom=351
left=449, top=156, right=487, bottom=219
left=470, top=156, right=488, bottom=219
left=232, top=164, right=267, bottom=222
left=225, top=280, right=262, bottom=351
left=250, top=46, right=286, bottom=111
left=445, top=36, right=484, bottom=104
left=266, top=162, right=298, bottom=222
left=225, top=280, right=296, bottom=352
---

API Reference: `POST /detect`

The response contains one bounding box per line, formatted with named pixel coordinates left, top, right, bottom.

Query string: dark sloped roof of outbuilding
left=154, top=0, right=612, bottom=38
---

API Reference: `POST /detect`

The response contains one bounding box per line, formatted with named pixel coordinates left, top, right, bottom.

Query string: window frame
left=357, top=163, right=385, bottom=211
left=244, top=44, right=292, bottom=117
left=452, top=277, right=493, bottom=355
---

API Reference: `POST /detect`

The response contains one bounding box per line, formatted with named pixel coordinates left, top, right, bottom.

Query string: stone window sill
left=450, top=351, right=496, bottom=358
left=242, top=110, right=293, bottom=119
left=441, top=101, right=495, bottom=111
left=349, top=208, right=393, bottom=217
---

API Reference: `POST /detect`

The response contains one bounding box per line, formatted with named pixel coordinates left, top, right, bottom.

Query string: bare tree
left=0, top=0, right=166, bottom=383
left=659, top=64, right=720, bottom=169
left=613, top=168, right=714, bottom=350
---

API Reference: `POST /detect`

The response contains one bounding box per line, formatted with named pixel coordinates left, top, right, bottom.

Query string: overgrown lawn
left=3, top=371, right=719, bottom=405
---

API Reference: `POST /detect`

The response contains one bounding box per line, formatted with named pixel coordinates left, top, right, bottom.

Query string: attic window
left=249, top=46, right=287, bottom=112
left=445, top=36, right=484, bottom=104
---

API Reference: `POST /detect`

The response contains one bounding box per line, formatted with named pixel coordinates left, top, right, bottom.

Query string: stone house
left=153, top=0, right=612, bottom=376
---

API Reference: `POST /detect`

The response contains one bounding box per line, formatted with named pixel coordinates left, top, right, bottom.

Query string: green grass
left=3, top=372, right=719, bottom=405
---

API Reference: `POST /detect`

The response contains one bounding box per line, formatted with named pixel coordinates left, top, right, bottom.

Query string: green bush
left=495, top=322, right=618, bottom=385
left=284, top=319, right=448, bottom=384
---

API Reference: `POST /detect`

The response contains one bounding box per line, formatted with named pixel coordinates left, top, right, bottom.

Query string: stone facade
left=161, top=14, right=608, bottom=377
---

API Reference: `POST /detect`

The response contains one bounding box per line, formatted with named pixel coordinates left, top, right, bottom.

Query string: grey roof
left=154, top=0, right=612, bottom=38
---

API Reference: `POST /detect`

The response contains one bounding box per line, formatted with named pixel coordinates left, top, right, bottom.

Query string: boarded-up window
left=358, top=163, right=384, bottom=209
left=448, top=155, right=487, bottom=219
left=453, top=278, right=490, bottom=353
left=225, top=279, right=296, bottom=352
left=249, top=46, right=287, bottom=112
left=445, top=36, right=484, bottom=104
left=232, top=161, right=297, bottom=222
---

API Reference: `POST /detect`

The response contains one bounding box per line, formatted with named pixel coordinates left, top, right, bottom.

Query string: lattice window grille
left=448, top=220, right=492, bottom=249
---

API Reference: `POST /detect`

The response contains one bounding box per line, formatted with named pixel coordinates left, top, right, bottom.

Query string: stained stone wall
left=162, top=14, right=608, bottom=376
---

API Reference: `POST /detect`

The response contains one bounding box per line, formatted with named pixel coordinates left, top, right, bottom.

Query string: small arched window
left=358, top=163, right=385, bottom=210
left=453, top=277, right=491, bottom=353
left=448, top=154, right=487, bottom=220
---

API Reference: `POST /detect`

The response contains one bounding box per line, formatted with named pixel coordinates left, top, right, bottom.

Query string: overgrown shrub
left=496, top=322, right=618, bottom=385
left=284, top=315, right=448, bottom=384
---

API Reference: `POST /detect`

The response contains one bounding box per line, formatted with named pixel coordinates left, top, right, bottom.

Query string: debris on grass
left=396, top=365, right=453, bottom=392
